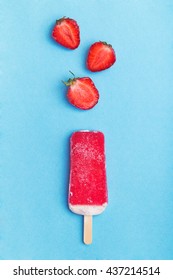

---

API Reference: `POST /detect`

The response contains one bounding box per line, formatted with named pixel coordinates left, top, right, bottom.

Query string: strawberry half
left=63, top=73, right=99, bottom=110
left=86, top=41, right=116, bottom=72
left=52, top=17, right=80, bottom=49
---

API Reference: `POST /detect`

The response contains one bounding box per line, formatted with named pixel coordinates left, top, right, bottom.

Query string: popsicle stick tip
left=84, top=240, right=92, bottom=245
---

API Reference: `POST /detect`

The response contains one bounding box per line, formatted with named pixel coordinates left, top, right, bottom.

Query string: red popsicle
left=68, top=130, right=108, bottom=244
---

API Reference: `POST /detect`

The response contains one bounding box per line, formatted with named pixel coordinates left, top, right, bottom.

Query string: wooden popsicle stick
left=83, top=215, right=92, bottom=245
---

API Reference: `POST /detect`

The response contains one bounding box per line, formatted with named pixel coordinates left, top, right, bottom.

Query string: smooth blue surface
left=1, top=0, right=173, bottom=260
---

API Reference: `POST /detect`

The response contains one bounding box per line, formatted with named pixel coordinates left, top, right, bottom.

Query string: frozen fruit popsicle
left=68, top=130, right=108, bottom=244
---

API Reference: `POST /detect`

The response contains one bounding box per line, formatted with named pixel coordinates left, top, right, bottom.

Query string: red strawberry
left=86, top=41, right=116, bottom=72
left=63, top=73, right=99, bottom=110
left=52, top=17, right=80, bottom=49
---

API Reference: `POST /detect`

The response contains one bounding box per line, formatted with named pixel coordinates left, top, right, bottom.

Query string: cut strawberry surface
left=52, top=17, right=80, bottom=49
left=87, top=41, right=116, bottom=72
left=64, top=75, right=99, bottom=110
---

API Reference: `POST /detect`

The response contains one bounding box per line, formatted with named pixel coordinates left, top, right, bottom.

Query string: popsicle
left=68, top=130, right=108, bottom=244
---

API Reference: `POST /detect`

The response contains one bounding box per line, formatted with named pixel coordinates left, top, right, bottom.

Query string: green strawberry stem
left=100, top=41, right=112, bottom=48
left=69, top=70, right=75, bottom=77
left=62, top=71, right=76, bottom=86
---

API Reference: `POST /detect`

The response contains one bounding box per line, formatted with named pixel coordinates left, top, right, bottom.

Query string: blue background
left=1, top=0, right=173, bottom=260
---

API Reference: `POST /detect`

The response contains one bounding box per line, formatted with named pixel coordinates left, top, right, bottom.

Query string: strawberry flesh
left=52, top=17, right=80, bottom=49
left=87, top=42, right=116, bottom=72
left=65, top=77, right=99, bottom=110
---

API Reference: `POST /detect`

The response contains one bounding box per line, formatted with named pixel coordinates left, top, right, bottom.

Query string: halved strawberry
left=63, top=73, right=99, bottom=110
left=52, top=17, right=80, bottom=49
left=86, top=41, right=116, bottom=72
